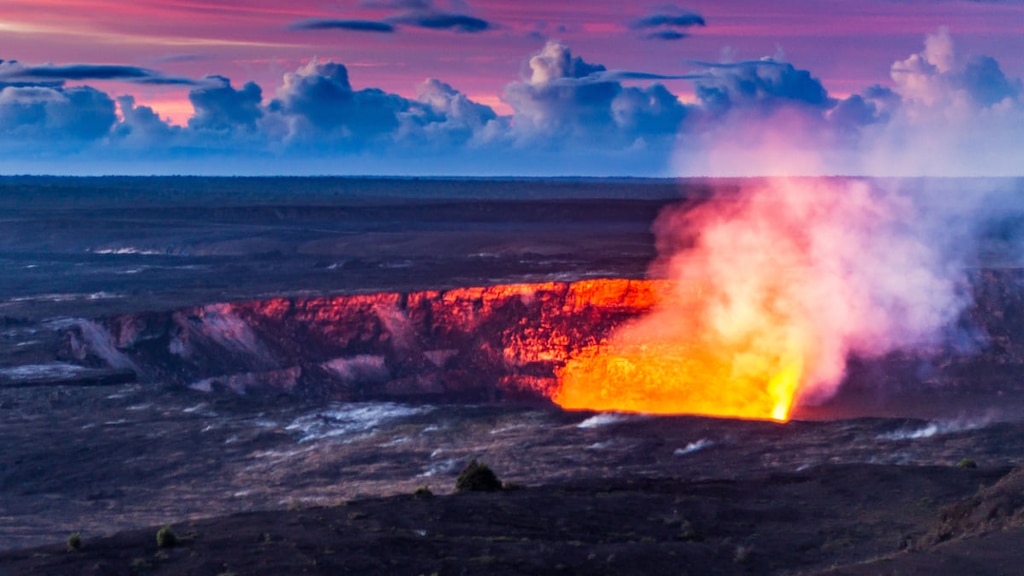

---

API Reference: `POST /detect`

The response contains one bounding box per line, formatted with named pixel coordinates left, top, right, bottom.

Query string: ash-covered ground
left=4, top=177, right=1024, bottom=575
left=4, top=382, right=1024, bottom=575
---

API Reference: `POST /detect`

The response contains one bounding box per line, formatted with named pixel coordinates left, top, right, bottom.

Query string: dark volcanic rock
left=68, top=279, right=660, bottom=401
left=0, top=465, right=1010, bottom=576
left=800, top=268, right=1024, bottom=419
left=928, top=465, right=1024, bottom=543
left=0, top=368, right=135, bottom=388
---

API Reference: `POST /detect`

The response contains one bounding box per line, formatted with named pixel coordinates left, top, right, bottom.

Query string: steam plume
left=648, top=178, right=971, bottom=405
left=555, top=178, right=980, bottom=419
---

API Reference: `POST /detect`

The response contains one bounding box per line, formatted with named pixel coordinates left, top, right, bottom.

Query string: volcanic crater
left=4, top=178, right=1024, bottom=575
left=43, top=269, right=1024, bottom=420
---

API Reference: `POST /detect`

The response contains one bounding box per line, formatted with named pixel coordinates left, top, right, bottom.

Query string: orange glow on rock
left=269, top=278, right=807, bottom=420
left=212, top=277, right=808, bottom=418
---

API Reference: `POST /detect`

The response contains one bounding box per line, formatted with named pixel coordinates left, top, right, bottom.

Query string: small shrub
left=67, top=532, right=82, bottom=552
left=957, top=458, right=978, bottom=469
left=414, top=485, right=433, bottom=498
left=156, top=525, right=178, bottom=548
left=455, top=459, right=502, bottom=493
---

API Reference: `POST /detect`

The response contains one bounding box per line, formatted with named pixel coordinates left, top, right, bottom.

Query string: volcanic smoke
left=553, top=178, right=969, bottom=421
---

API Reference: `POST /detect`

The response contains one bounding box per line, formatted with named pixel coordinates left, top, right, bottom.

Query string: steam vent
left=63, top=279, right=662, bottom=404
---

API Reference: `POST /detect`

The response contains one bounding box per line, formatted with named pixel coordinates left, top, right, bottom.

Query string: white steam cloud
left=646, top=178, right=976, bottom=406
left=677, top=28, right=1024, bottom=178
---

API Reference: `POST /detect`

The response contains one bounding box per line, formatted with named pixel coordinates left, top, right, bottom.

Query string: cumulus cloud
left=188, top=75, right=263, bottom=132
left=406, top=78, right=503, bottom=144
left=857, top=28, right=1024, bottom=176
left=693, top=59, right=834, bottom=116
left=113, top=95, right=178, bottom=145
left=665, top=59, right=838, bottom=175
left=520, top=41, right=608, bottom=83
left=670, top=28, right=1024, bottom=177
left=959, top=56, right=1020, bottom=107
left=503, top=41, right=689, bottom=146
left=890, top=28, right=1019, bottom=109
left=2, top=29, right=1024, bottom=176
left=0, top=84, right=116, bottom=144
left=0, top=46, right=684, bottom=167
left=828, top=93, right=885, bottom=135
left=266, top=58, right=413, bottom=145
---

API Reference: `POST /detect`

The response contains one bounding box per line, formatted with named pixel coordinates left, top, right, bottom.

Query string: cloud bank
left=1, top=30, right=1023, bottom=176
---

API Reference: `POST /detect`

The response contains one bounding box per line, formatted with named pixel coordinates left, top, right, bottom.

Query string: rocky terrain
left=2, top=462, right=1020, bottom=576
left=6, top=268, right=1024, bottom=422
left=3, top=377, right=1024, bottom=575
left=68, top=279, right=662, bottom=402
left=4, top=177, right=1024, bottom=574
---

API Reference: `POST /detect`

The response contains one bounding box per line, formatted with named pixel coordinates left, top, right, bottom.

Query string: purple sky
left=3, top=0, right=1024, bottom=176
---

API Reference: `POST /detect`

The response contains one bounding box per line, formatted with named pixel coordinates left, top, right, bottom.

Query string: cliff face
left=79, top=279, right=661, bottom=401
left=54, top=271, right=1024, bottom=405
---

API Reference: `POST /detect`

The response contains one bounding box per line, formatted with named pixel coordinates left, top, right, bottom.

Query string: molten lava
left=552, top=286, right=806, bottom=422
left=551, top=179, right=878, bottom=423
left=552, top=177, right=966, bottom=423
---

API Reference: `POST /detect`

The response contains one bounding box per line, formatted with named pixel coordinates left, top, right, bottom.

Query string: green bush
left=67, top=532, right=82, bottom=552
left=455, top=459, right=502, bottom=493
left=156, top=525, right=178, bottom=548
left=414, top=485, right=433, bottom=498
left=957, top=458, right=978, bottom=469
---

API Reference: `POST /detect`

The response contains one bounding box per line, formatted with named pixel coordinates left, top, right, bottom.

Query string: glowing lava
left=550, top=180, right=825, bottom=422
left=553, top=289, right=807, bottom=422
left=553, top=177, right=966, bottom=422
left=552, top=178, right=893, bottom=423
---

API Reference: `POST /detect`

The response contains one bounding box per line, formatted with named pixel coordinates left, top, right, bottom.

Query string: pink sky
left=5, top=0, right=1024, bottom=124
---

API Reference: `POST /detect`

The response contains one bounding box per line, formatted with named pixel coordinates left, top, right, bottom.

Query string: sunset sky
left=3, top=0, right=1024, bottom=176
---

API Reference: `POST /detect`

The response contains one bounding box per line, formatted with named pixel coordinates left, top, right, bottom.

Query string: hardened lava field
left=4, top=177, right=1024, bottom=575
